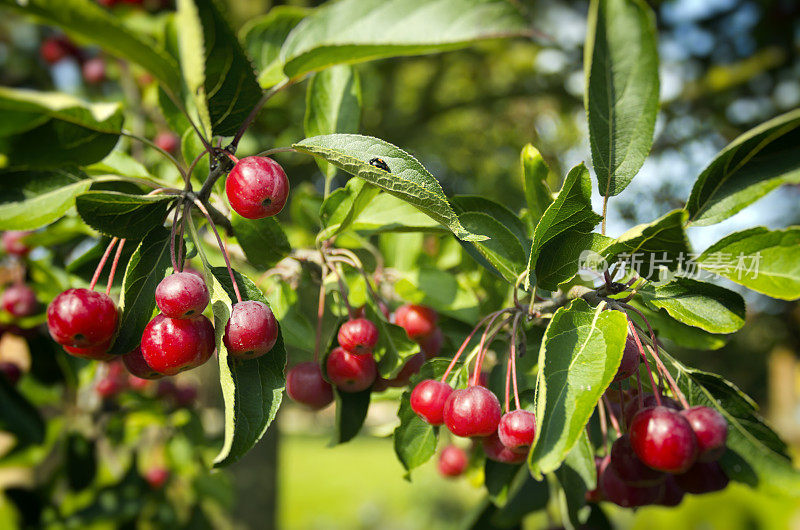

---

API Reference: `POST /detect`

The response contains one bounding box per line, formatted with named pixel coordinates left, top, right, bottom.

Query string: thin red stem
left=89, top=237, right=119, bottom=291
left=602, top=395, right=621, bottom=436
left=192, top=199, right=242, bottom=303
left=471, top=311, right=507, bottom=386
left=105, top=239, right=125, bottom=295
left=597, top=397, right=609, bottom=454
left=440, top=312, right=500, bottom=384
left=504, top=348, right=512, bottom=412
left=170, top=201, right=181, bottom=271
left=510, top=314, right=522, bottom=410
left=314, top=262, right=327, bottom=363
left=627, top=319, right=661, bottom=406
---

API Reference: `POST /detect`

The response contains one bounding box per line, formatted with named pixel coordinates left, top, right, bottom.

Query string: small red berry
left=128, top=375, right=151, bottom=391
left=337, top=318, right=379, bottom=355
left=144, top=467, right=169, bottom=490
left=40, top=36, right=74, bottom=64
left=438, top=445, right=468, bottom=477
left=609, top=434, right=664, bottom=486
left=2, top=231, right=32, bottom=256
left=62, top=339, right=114, bottom=361
left=325, top=347, right=376, bottom=392
left=225, top=156, right=290, bottom=219
left=443, top=386, right=501, bottom=438
left=395, top=304, right=437, bottom=340
left=154, top=132, right=179, bottom=154
left=482, top=432, right=526, bottom=464
left=141, top=314, right=215, bottom=375
left=410, top=379, right=452, bottom=425
left=223, top=301, right=279, bottom=359
left=673, top=461, right=729, bottom=494
left=82, top=57, right=105, bottom=84
left=623, top=392, right=680, bottom=427
left=0, top=362, right=22, bottom=386
left=419, top=327, right=443, bottom=359
left=614, top=335, right=641, bottom=382
left=155, top=272, right=210, bottom=319
left=497, top=410, right=536, bottom=453
left=630, top=406, right=698, bottom=474
left=1, top=284, right=38, bottom=317
left=599, top=455, right=663, bottom=508
left=680, top=406, right=728, bottom=462
left=656, top=475, right=685, bottom=506
left=122, top=346, right=162, bottom=380
left=96, top=376, right=124, bottom=399
left=286, top=361, right=333, bottom=409
left=386, top=353, right=424, bottom=388
left=47, top=289, right=118, bottom=348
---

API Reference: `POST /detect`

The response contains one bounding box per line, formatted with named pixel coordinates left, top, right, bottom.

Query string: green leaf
left=0, top=168, right=91, bottom=230
left=364, top=303, right=420, bottom=379
left=349, top=192, right=447, bottom=233
left=585, top=0, right=659, bottom=197
left=485, top=460, right=522, bottom=505
left=529, top=298, right=627, bottom=477
left=641, top=277, right=745, bottom=333
left=332, top=388, right=371, bottom=445
left=452, top=195, right=529, bottom=247
left=0, top=0, right=181, bottom=95
left=176, top=0, right=212, bottom=137
left=487, top=470, right=549, bottom=526
left=208, top=267, right=286, bottom=467
left=393, top=267, right=480, bottom=323
left=696, top=227, right=800, bottom=301
left=241, top=6, right=309, bottom=88
left=521, top=144, right=553, bottom=229
left=458, top=211, right=527, bottom=283
left=555, top=432, right=596, bottom=529
left=526, top=164, right=603, bottom=288
left=293, top=134, right=484, bottom=241
left=686, top=108, right=800, bottom=226
left=535, top=231, right=613, bottom=291
left=109, top=228, right=173, bottom=355
left=318, top=178, right=380, bottom=241
left=0, top=377, right=45, bottom=450
left=305, top=65, right=362, bottom=183
left=85, top=150, right=153, bottom=180
left=0, top=88, right=123, bottom=169
left=231, top=213, right=290, bottom=269
left=75, top=191, right=175, bottom=240
left=279, top=0, right=531, bottom=79
left=661, top=353, right=800, bottom=496
left=627, top=300, right=729, bottom=351
left=602, top=209, right=691, bottom=279
left=65, top=433, right=97, bottom=491
left=177, top=0, right=263, bottom=137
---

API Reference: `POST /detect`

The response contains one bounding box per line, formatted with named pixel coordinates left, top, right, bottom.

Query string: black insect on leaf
left=369, top=157, right=391, bottom=172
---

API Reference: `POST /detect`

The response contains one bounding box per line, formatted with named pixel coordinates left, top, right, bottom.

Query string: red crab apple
left=623, top=392, right=680, bottom=427
left=62, top=339, right=114, bottom=361
left=680, top=406, right=728, bottom=462
left=438, top=445, right=468, bottom=477
left=673, top=461, right=729, bottom=494
left=82, top=57, right=105, bottom=84
left=141, top=314, right=215, bottom=376
left=155, top=272, right=210, bottom=319
left=482, top=432, right=526, bottom=464
left=630, top=406, right=698, bottom=474
left=599, top=455, right=663, bottom=508
left=0, top=362, right=22, bottom=386
left=1, top=284, right=38, bottom=317
left=154, top=131, right=179, bottom=154
left=419, top=327, right=443, bottom=359
left=614, top=335, right=641, bottom=382
left=337, top=318, right=379, bottom=355
left=443, top=386, right=501, bottom=438
left=225, top=156, right=289, bottom=219
left=657, top=476, right=685, bottom=506
left=609, top=434, right=664, bottom=486
left=386, top=353, right=424, bottom=388
left=325, top=347, right=376, bottom=392
left=47, top=289, right=118, bottom=348
left=2, top=231, right=32, bottom=256
left=395, top=304, right=437, bottom=340
left=410, top=379, right=452, bottom=425
left=223, top=301, right=278, bottom=359
left=40, top=36, right=75, bottom=64
left=145, top=468, right=169, bottom=490
left=122, top=346, right=162, bottom=380
left=286, top=361, right=333, bottom=409
left=497, top=410, right=536, bottom=453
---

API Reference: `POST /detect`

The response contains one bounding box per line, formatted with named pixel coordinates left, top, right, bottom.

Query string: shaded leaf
left=75, top=191, right=175, bottom=240
left=0, top=168, right=91, bottom=230
left=555, top=432, right=596, bottom=529
left=535, top=231, right=613, bottom=291
left=641, top=277, right=745, bottom=333
left=318, top=177, right=380, bottom=241
left=627, top=300, right=730, bottom=350
left=332, top=388, right=371, bottom=445
left=242, top=6, right=309, bottom=88
left=231, top=213, right=290, bottom=269
left=0, top=377, right=45, bottom=450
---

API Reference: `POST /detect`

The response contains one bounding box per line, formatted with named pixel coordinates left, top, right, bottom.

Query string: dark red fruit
left=141, top=314, right=215, bottom=376
left=443, top=386, right=501, bottom=438
left=122, top=346, right=162, bottom=380
left=223, top=301, right=278, bottom=359
left=410, top=379, right=453, bottom=425
left=154, top=132, right=179, bottom=154
left=325, top=346, right=376, bottom=392
left=337, top=318, right=379, bottom=355
left=371, top=376, right=390, bottom=393
left=395, top=304, right=437, bottom=340
left=497, top=410, right=536, bottom=453
left=173, top=385, right=197, bottom=408
left=623, top=392, right=680, bottom=427
left=145, top=468, right=169, bottom=490
left=96, top=376, right=123, bottom=399
left=225, top=156, right=289, bottom=219
left=438, top=445, right=468, bottom=477
left=155, top=379, right=177, bottom=398
left=419, top=327, right=443, bottom=359
left=62, top=340, right=114, bottom=361
left=599, top=455, right=662, bottom=508
left=0, top=362, right=22, bottom=386
left=47, top=288, right=118, bottom=348
left=482, top=432, right=526, bottom=464
left=40, top=36, right=75, bottom=64
left=656, top=476, right=685, bottom=506
left=82, top=57, right=105, bottom=84
left=673, top=461, right=729, bottom=494
left=609, top=434, right=664, bottom=486
left=681, top=406, right=728, bottom=462
left=155, top=272, right=210, bottom=319
left=128, top=375, right=151, bottom=391
left=286, top=361, right=333, bottom=410
left=1, top=284, right=38, bottom=317
left=386, top=353, right=424, bottom=387
left=630, top=406, right=698, bottom=473
left=613, top=335, right=641, bottom=382
left=2, top=231, right=31, bottom=256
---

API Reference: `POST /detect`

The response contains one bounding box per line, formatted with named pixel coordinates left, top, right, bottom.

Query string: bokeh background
left=1, top=0, right=800, bottom=528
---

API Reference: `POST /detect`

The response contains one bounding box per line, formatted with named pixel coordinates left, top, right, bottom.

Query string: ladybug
left=369, top=158, right=391, bottom=172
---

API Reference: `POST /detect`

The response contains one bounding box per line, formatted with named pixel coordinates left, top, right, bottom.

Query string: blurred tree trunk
left=231, top=421, right=280, bottom=529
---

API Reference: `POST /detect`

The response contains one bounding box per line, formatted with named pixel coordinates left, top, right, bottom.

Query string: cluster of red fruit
left=286, top=304, right=442, bottom=409
left=0, top=231, right=39, bottom=320
left=39, top=35, right=106, bottom=85
left=95, top=357, right=196, bottom=407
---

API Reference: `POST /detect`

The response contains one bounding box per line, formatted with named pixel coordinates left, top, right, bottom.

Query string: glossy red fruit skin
left=122, top=346, right=162, bottom=380
left=141, top=314, right=215, bottom=376
left=337, top=318, right=379, bottom=355
left=82, top=57, right=105, bottom=84
left=386, top=353, right=424, bottom=388
left=286, top=361, right=333, bottom=410
left=630, top=406, right=699, bottom=474
left=673, top=461, right=729, bottom=494
left=656, top=476, right=685, bottom=506
left=497, top=410, right=536, bottom=453
left=410, top=379, right=453, bottom=425
left=438, top=445, right=468, bottom=477
left=482, top=432, right=526, bottom=464
left=609, top=434, right=665, bottom=486
left=145, top=468, right=169, bottom=490
left=154, top=132, right=179, bottom=154
left=623, top=392, right=680, bottom=427
left=62, top=340, right=114, bottom=361
left=155, top=272, right=210, bottom=319
left=47, top=289, right=118, bottom=348
left=681, top=406, right=728, bottom=462
left=600, top=455, right=663, bottom=508
left=0, top=362, right=22, bottom=386
left=395, top=304, right=438, bottom=340
left=443, top=386, right=502, bottom=438
left=223, top=301, right=278, bottom=359
left=2, top=284, right=38, bottom=317
left=2, top=231, right=31, bottom=256
left=614, top=336, right=641, bottom=382
left=225, top=157, right=289, bottom=219
left=419, top=327, right=443, bottom=359
left=325, top=347, right=377, bottom=392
